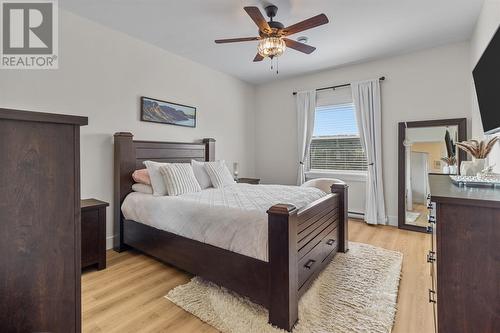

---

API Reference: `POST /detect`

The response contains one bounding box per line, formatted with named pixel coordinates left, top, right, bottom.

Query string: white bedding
left=121, top=183, right=326, bottom=261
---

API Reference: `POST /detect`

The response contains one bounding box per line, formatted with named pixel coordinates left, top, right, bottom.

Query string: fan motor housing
left=268, top=21, right=285, bottom=30
left=265, top=5, right=278, bottom=19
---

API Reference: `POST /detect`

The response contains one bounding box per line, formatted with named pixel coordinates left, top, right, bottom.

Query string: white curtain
left=352, top=79, right=387, bottom=225
left=296, top=90, right=316, bottom=185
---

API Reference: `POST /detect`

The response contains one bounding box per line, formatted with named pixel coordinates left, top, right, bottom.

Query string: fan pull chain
left=269, top=57, right=279, bottom=75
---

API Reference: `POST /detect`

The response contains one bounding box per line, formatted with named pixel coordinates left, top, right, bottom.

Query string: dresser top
left=0, top=108, right=88, bottom=126
left=430, top=174, right=500, bottom=208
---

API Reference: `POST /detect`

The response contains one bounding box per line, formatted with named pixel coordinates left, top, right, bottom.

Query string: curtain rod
left=292, top=76, right=386, bottom=96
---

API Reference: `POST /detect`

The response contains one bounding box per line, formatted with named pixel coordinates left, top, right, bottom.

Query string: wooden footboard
left=267, top=182, right=348, bottom=331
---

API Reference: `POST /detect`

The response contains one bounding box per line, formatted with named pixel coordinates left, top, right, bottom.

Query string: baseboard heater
left=348, top=211, right=364, bottom=220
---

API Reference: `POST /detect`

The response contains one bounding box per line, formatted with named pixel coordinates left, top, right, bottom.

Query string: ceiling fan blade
left=284, top=14, right=329, bottom=36
left=284, top=38, right=316, bottom=54
left=244, top=6, right=272, bottom=33
left=215, top=37, right=260, bottom=44
left=253, top=53, right=264, bottom=62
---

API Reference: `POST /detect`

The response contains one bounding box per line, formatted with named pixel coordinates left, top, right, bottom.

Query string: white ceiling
left=61, top=0, right=484, bottom=84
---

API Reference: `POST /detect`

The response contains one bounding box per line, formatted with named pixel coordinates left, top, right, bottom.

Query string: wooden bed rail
left=267, top=182, right=348, bottom=331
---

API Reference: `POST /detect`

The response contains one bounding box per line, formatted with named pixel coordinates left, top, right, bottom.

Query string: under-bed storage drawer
left=298, top=226, right=339, bottom=288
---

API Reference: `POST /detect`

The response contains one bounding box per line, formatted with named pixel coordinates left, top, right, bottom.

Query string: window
left=309, top=103, right=367, bottom=172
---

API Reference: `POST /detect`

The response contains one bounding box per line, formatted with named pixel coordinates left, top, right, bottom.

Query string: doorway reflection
left=404, top=126, right=458, bottom=227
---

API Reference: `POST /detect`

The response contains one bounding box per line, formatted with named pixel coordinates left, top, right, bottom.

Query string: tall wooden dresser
left=428, top=174, right=500, bottom=333
left=0, top=109, right=88, bottom=333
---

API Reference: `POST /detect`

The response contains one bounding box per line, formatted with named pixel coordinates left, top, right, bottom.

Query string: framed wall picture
left=141, top=96, right=196, bottom=128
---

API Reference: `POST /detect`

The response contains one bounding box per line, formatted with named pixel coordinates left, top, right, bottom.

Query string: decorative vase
left=460, top=161, right=474, bottom=176
left=471, top=158, right=486, bottom=176
left=442, top=165, right=450, bottom=174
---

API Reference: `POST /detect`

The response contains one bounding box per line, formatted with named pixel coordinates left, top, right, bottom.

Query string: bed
left=114, top=132, right=349, bottom=331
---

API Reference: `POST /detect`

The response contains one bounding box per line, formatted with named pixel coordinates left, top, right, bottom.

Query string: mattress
left=121, top=183, right=326, bottom=261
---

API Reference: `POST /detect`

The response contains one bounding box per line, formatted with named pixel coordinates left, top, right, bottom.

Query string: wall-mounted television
left=473, top=25, right=500, bottom=135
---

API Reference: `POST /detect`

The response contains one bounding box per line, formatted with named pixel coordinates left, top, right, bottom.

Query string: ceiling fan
left=215, top=5, right=329, bottom=62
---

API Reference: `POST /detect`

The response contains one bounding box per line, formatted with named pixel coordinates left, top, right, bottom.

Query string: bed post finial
left=114, top=132, right=133, bottom=137
left=267, top=204, right=299, bottom=331
left=331, top=182, right=349, bottom=253
left=203, top=138, right=216, bottom=161
left=114, top=132, right=135, bottom=252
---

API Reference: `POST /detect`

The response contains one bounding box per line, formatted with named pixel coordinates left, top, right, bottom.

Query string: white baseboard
left=106, top=235, right=115, bottom=250
left=387, top=215, right=398, bottom=227
left=349, top=213, right=398, bottom=227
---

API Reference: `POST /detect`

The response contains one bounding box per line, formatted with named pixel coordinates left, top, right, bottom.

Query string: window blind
left=310, top=102, right=367, bottom=171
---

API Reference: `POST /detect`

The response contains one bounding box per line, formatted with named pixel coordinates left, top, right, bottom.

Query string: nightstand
left=237, top=177, right=260, bottom=184
left=81, top=199, right=109, bottom=270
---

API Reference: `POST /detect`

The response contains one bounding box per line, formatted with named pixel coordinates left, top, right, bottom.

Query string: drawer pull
left=304, top=259, right=316, bottom=269
left=426, top=226, right=433, bottom=233
left=427, top=251, right=436, bottom=263
left=326, top=239, right=335, bottom=246
left=428, top=216, right=436, bottom=223
left=428, top=289, right=437, bottom=303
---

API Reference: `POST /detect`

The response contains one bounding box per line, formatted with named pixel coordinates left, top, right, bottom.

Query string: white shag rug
left=166, top=242, right=403, bottom=333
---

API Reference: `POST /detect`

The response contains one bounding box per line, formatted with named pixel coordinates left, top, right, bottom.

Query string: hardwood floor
left=82, top=220, right=433, bottom=332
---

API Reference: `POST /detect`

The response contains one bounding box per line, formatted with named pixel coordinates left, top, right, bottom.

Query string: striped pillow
left=204, top=160, right=236, bottom=188
left=159, top=163, right=201, bottom=196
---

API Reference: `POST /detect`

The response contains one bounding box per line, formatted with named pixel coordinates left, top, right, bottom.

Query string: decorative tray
left=450, top=174, right=500, bottom=187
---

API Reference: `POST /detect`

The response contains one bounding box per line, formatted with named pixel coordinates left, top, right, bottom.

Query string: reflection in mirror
left=398, top=118, right=467, bottom=232
left=404, top=126, right=458, bottom=227
left=406, top=126, right=459, bottom=174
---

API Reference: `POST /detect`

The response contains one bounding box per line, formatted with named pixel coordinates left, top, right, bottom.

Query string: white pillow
left=159, top=163, right=201, bottom=196
left=143, top=160, right=168, bottom=196
left=191, top=160, right=213, bottom=189
left=132, top=183, right=153, bottom=194
left=204, top=160, right=236, bottom=188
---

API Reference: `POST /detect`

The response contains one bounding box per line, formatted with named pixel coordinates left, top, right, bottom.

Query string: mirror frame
left=398, top=118, right=467, bottom=232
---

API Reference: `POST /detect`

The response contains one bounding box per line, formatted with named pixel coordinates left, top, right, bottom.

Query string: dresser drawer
left=298, top=226, right=339, bottom=288
left=298, top=218, right=338, bottom=259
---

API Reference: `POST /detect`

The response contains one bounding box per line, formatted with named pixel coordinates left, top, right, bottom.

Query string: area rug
left=166, top=242, right=403, bottom=333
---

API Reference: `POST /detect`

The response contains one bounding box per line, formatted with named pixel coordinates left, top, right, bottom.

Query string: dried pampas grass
left=441, top=155, right=457, bottom=166
left=456, top=137, right=499, bottom=159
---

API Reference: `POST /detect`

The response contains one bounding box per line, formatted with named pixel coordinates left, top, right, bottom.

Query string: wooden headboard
left=113, top=132, right=215, bottom=251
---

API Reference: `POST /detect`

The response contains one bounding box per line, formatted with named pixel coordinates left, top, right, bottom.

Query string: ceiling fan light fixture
left=215, top=6, right=329, bottom=65
left=257, top=37, right=286, bottom=58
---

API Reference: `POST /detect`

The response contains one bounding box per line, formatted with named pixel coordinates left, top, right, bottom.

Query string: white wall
left=470, top=0, right=500, bottom=171
left=0, top=10, right=256, bottom=248
left=255, top=42, right=471, bottom=225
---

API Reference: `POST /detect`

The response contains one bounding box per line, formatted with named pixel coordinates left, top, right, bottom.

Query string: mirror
left=398, top=118, right=467, bottom=232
